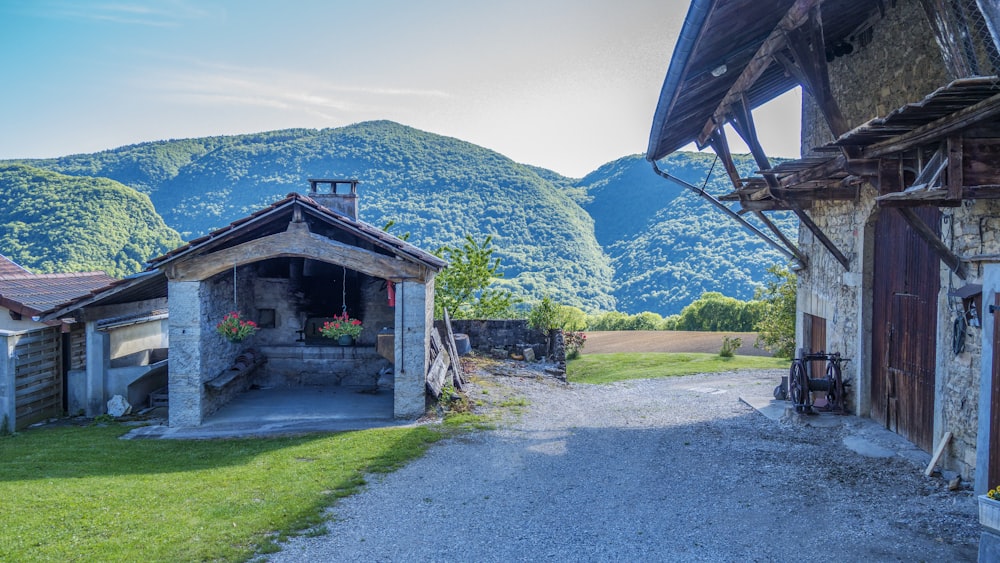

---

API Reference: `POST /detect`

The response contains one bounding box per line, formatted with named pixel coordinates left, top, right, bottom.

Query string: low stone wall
left=442, top=320, right=559, bottom=361
left=258, top=344, right=389, bottom=388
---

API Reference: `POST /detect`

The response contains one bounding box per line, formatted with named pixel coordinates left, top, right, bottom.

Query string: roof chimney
left=307, top=178, right=359, bottom=220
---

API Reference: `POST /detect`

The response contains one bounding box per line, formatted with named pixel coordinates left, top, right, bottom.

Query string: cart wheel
left=827, top=361, right=846, bottom=413
left=789, top=360, right=809, bottom=412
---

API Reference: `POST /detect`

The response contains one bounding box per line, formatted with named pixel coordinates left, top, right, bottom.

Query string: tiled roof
left=0, top=271, right=117, bottom=316
left=148, top=192, right=447, bottom=270
left=0, top=254, right=29, bottom=276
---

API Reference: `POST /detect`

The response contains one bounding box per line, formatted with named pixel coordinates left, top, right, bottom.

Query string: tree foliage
left=433, top=235, right=517, bottom=319
left=674, top=292, right=764, bottom=332
left=0, top=163, right=183, bottom=277
left=753, top=265, right=797, bottom=358
left=5, top=122, right=796, bottom=316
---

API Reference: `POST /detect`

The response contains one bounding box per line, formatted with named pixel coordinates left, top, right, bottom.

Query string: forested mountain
left=577, top=153, right=796, bottom=315
left=15, top=122, right=615, bottom=311
left=6, top=122, right=796, bottom=315
left=0, top=164, right=183, bottom=277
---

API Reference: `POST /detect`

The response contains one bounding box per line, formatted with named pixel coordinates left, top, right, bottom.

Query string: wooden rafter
left=695, top=0, right=822, bottom=147
left=794, top=206, right=850, bottom=270
left=780, top=6, right=850, bottom=139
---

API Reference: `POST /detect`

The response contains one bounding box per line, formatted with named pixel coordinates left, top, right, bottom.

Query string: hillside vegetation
left=578, top=153, right=796, bottom=315
left=0, top=163, right=183, bottom=277
left=8, top=121, right=796, bottom=314
left=18, top=122, right=614, bottom=311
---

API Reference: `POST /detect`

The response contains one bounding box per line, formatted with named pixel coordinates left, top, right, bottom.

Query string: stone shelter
left=0, top=257, right=116, bottom=430
left=42, top=180, right=446, bottom=427
left=648, top=0, right=1000, bottom=493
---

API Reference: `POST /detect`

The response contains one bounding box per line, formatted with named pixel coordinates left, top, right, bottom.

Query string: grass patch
left=442, top=412, right=495, bottom=430
left=0, top=424, right=444, bottom=562
left=567, top=353, right=789, bottom=384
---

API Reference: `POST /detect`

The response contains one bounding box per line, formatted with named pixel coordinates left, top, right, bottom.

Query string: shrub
left=565, top=331, right=587, bottom=359
left=719, top=335, right=742, bottom=358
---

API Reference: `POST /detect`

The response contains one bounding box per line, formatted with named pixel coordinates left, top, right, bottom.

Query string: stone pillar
left=168, top=280, right=206, bottom=427
left=393, top=278, right=433, bottom=418
left=84, top=320, right=110, bottom=416
left=0, top=332, right=16, bottom=433
left=977, top=265, right=1000, bottom=494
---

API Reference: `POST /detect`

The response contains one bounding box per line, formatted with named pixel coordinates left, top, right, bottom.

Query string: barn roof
left=647, top=0, right=884, bottom=161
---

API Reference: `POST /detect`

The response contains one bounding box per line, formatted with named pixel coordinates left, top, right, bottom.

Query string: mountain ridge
left=5, top=121, right=795, bottom=315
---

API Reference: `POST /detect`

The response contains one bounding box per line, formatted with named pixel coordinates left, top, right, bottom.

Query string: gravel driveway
left=267, top=363, right=979, bottom=562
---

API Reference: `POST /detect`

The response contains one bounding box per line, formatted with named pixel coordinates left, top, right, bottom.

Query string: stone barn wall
left=797, top=0, right=988, bottom=477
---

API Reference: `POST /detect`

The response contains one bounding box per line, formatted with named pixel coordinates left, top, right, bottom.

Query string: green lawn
left=0, top=424, right=445, bottom=562
left=568, top=353, right=789, bottom=384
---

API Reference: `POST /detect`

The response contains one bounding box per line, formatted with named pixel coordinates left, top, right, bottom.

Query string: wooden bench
left=205, top=350, right=267, bottom=391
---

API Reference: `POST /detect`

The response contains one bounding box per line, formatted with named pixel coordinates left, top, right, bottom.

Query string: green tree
left=673, top=292, right=763, bottom=332
left=433, top=235, right=517, bottom=319
left=753, top=265, right=797, bottom=358
left=556, top=305, right=588, bottom=331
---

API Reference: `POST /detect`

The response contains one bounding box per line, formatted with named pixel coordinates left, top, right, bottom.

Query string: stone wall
left=445, top=319, right=550, bottom=360
left=801, top=0, right=947, bottom=153
left=796, top=0, right=991, bottom=478
left=168, top=264, right=257, bottom=426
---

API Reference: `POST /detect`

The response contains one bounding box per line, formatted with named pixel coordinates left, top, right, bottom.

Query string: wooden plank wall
left=68, top=325, right=86, bottom=371
left=14, top=327, right=62, bottom=429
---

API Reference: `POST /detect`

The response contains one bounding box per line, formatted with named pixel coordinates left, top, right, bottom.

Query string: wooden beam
left=77, top=298, right=169, bottom=323
left=708, top=128, right=745, bottom=190
left=696, top=0, right=821, bottom=147
left=754, top=211, right=809, bottom=266
left=165, top=221, right=426, bottom=282
left=730, top=95, right=780, bottom=189
left=863, top=92, right=1000, bottom=157
left=947, top=135, right=963, bottom=200
left=782, top=6, right=850, bottom=138
left=793, top=206, right=850, bottom=270
left=895, top=207, right=967, bottom=279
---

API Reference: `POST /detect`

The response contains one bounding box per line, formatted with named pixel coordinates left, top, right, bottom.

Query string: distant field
left=581, top=331, right=772, bottom=356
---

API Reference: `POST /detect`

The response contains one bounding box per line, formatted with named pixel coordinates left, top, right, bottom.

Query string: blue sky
left=0, top=0, right=800, bottom=177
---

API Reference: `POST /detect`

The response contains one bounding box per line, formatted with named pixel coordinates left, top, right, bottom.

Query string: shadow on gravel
left=480, top=412, right=979, bottom=561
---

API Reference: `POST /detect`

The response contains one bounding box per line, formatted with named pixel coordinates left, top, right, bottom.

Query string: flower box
left=980, top=494, right=1000, bottom=533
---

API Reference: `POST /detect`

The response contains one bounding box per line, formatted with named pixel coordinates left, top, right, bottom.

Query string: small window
left=258, top=309, right=276, bottom=329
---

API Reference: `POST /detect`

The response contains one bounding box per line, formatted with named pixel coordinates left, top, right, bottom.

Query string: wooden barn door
left=871, top=207, right=939, bottom=452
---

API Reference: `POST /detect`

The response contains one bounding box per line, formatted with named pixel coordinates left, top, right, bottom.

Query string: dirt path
left=268, top=361, right=978, bottom=562
left=581, top=330, right=772, bottom=356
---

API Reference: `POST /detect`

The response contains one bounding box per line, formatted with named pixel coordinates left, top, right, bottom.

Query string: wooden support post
left=895, top=207, right=967, bottom=279
left=782, top=7, right=850, bottom=138
left=793, top=206, right=850, bottom=270
left=755, top=211, right=809, bottom=266
left=925, top=431, right=953, bottom=476
left=947, top=136, right=963, bottom=201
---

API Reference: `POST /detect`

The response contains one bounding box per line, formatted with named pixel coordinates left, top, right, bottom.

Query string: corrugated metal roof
left=0, top=271, right=117, bottom=316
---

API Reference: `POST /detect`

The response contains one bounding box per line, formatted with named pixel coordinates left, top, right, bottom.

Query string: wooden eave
left=647, top=0, right=883, bottom=161
left=719, top=78, right=1000, bottom=211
